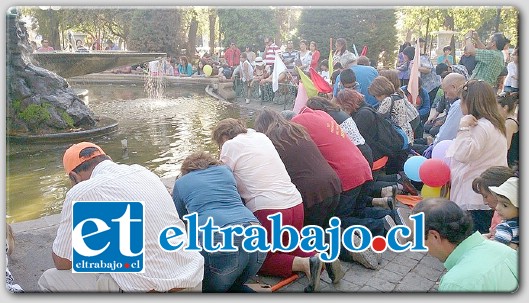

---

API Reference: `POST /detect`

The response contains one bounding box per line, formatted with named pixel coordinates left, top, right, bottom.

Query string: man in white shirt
left=38, top=142, right=204, bottom=292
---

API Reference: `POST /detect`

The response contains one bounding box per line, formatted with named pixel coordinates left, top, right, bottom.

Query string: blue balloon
left=403, top=155, right=427, bottom=182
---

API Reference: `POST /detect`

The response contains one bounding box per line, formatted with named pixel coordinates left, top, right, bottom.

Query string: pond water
left=6, top=83, right=243, bottom=223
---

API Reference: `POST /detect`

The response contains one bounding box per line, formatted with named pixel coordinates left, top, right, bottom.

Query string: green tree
left=397, top=6, right=519, bottom=49
left=298, top=8, right=397, bottom=68
left=217, top=8, right=278, bottom=52
left=127, top=9, right=184, bottom=54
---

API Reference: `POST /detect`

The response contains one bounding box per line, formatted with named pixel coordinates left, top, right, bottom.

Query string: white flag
left=272, top=55, right=288, bottom=92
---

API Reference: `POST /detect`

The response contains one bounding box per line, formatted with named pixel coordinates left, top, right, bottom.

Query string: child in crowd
left=319, top=59, right=330, bottom=83
left=471, top=166, right=516, bottom=239
left=330, top=62, right=342, bottom=86
left=489, top=177, right=519, bottom=249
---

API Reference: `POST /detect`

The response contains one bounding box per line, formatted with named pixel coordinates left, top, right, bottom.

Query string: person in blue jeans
left=173, top=151, right=266, bottom=292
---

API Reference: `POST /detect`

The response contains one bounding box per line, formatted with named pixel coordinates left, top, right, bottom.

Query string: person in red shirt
left=224, top=42, right=241, bottom=68
left=292, top=107, right=402, bottom=237
left=309, top=41, right=320, bottom=71
left=292, top=107, right=405, bottom=269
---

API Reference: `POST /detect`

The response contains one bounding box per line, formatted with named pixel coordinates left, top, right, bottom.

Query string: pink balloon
left=419, top=158, right=451, bottom=187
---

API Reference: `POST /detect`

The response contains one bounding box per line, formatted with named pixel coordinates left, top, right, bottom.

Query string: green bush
left=18, top=103, right=51, bottom=124
left=11, top=99, right=22, bottom=112
left=60, top=110, right=75, bottom=128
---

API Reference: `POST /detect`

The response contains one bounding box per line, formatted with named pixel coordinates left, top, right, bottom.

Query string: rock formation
left=6, top=8, right=96, bottom=135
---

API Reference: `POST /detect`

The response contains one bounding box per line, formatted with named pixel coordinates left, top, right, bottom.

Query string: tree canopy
left=217, top=8, right=279, bottom=52
left=298, top=8, right=397, bottom=68
left=20, top=6, right=519, bottom=65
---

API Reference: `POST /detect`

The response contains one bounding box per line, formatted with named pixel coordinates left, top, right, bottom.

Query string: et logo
left=72, top=202, right=144, bottom=273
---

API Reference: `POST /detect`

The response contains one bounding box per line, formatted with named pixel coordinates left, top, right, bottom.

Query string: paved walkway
left=8, top=201, right=445, bottom=293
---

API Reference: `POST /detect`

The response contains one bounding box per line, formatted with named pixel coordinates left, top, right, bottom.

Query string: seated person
left=75, top=39, right=90, bottom=53
left=249, top=57, right=269, bottom=99
left=177, top=56, right=194, bottom=77
left=192, top=60, right=206, bottom=77
left=489, top=177, right=519, bottom=250
left=217, top=59, right=233, bottom=81
left=330, top=62, right=342, bottom=86
left=319, top=59, right=330, bottom=82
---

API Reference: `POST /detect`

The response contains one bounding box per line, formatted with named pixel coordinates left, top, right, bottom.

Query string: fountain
left=32, top=51, right=167, bottom=79
left=6, top=8, right=165, bottom=141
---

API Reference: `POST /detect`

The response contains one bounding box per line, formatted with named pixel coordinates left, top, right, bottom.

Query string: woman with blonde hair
left=378, top=69, right=405, bottom=97
left=446, top=80, right=507, bottom=233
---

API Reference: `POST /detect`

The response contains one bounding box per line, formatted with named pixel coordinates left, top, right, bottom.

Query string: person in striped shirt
left=38, top=142, right=204, bottom=293
left=263, top=36, right=280, bottom=68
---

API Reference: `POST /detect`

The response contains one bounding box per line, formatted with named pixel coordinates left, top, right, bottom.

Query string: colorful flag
left=408, top=38, right=421, bottom=105
left=296, top=66, right=318, bottom=98
left=309, top=67, right=332, bottom=93
left=272, top=54, right=288, bottom=92
left=293, top=82, right=309, bottom=114
left=328, top=38, right=333, bottom=77
left=360, top=45, right=368, bottom=56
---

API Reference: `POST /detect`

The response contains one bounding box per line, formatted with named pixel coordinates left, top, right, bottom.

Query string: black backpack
left=360, top=105, right=407, bottom=155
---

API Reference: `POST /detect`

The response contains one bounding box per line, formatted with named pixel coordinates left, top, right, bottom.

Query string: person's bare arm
left=464, top=30, right=477, bottom=56
left=472, top=31, right=486, bottom=49
left=52, top=251, right=72, bottom=270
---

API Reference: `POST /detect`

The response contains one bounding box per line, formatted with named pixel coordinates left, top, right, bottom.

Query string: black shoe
left=325, top=259, right=345, bottom=284
left=392, top=208, right=404, bottom=226
left=386, top=197, right=395, bottom=211
left=304, top=256, right=323, bottom=292
left=398, top=172, right=419, bottom=196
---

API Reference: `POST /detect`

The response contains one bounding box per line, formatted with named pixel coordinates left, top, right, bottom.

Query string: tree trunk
left=443, top=12, right=456, bottom=58
left=49, top=10, right=60, bottom=50
left=187, top=16, right=198, bottom=59
left=495, top=7, right=502, bottom=32
left=208, top=10, right=217, bottom=56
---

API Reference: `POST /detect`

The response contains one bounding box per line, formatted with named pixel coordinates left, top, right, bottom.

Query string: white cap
left=489, top=177, right=519, bottom=207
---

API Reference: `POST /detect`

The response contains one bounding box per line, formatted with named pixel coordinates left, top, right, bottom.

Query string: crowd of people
left=11, top=29, right=518, bottom=293
left=33, top=37, right=121, bottom=53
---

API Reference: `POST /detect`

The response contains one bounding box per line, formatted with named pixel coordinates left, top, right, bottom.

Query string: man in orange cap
left=39, top=142, right=204, bottom=292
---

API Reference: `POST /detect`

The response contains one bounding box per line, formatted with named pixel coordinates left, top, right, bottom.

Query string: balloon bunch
left=403, top=140, right=453, bottom=198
